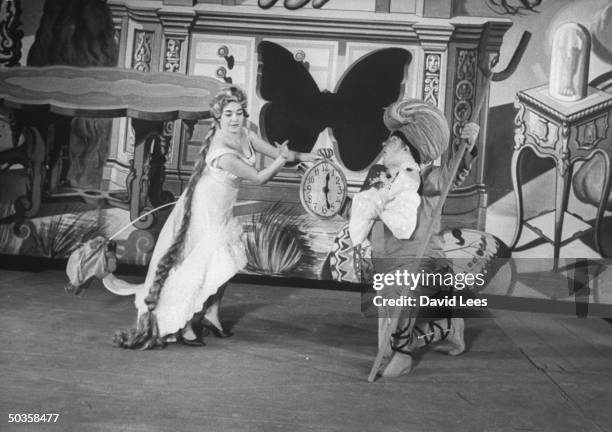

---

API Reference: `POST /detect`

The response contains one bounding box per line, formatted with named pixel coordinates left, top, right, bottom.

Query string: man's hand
left=461, top=122, right=480, bottom=153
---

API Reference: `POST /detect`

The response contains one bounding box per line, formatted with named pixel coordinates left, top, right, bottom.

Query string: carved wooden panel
left=423, top=53, right=441, bottom=107
left=451, top=48, right=478, bottom=155
left=575, top=115, right=608, bottom=149
left=0, top=0, right=23, bottom=67
left=132, top=31, right=154, bottom=72
left=163, top=38, right=183, bottom=72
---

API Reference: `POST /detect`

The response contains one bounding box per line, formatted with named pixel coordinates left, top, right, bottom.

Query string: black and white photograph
left=1, top=0, right=612, bottom=430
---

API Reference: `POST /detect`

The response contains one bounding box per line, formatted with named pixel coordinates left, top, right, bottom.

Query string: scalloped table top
left=0, top=66, right=224, bottom=121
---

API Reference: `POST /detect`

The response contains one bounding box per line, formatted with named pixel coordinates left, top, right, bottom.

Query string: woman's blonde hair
left=210, top=86, right=249, bottom=120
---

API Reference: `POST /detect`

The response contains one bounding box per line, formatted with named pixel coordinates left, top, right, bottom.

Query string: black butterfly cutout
left=256, top=41, right=411, bottom=171
left=258, top=0, right=330, bottom=9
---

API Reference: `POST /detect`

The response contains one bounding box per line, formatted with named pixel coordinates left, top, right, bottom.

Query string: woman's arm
left=249, top=130, right=282, bottom=159
left=216, top=152, right=287, bottom=185
left=248, top=130, right=319, bottom=163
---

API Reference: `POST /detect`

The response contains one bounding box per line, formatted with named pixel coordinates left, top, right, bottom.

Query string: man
left=349, top=99, right=480, bottom=377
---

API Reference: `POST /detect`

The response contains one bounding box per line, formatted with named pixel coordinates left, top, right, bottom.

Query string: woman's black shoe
left=177, top=333, right=206, bottom=346
left=202, top=317, right=233, bottom=338
left=178, top=318, right=206, bottom=346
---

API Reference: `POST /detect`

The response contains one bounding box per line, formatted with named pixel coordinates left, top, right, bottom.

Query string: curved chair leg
left=593, top=152, right=611, bottom=257
left=509, top=147, right=526, bottom=250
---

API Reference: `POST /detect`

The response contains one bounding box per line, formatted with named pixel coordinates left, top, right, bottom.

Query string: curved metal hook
left=492, top=31, right=532, bottom=82
left=479, top=31, right=532, bottom=81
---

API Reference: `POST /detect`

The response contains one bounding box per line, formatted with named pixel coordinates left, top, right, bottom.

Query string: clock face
left=300, top=159, right=347, bottom=218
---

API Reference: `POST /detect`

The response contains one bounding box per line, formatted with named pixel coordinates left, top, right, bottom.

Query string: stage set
left=1, top=0, right=612, bottom=431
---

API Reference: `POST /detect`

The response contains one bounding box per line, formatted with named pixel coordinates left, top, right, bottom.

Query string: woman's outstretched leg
left=202, top=283, right=233, bottom=337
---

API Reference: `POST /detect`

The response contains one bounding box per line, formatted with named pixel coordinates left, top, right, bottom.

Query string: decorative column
left=0, top=0, right=23, bottom=178
left=105, top=3, right=131, bottom=192
left=443, top=20, right=511, bottom=229
left=448, top=21, right=511, bottom=164
left=0, top=0, right=22, bottom=194
left=125, top=7, right=162, bottom=73
left=109, top=3, right=128, bottom=67
left=158, top=10, right=194, bottom=74
left=450, top=48, right=478, bottom=151
left=0, top=0, right=22, bottom=67
left=414, top=24, right=453, bottom=110
left=157, top=9, right=196, bottom=196
left=110, top=4, right=165, bottom=215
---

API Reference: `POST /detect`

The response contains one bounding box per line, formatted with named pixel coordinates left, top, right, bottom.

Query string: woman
left=114, top=86, right=318, bottom=349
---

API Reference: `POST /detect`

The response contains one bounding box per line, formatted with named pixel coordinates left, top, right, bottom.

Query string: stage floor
left=1, top=269, right=611, bottom=432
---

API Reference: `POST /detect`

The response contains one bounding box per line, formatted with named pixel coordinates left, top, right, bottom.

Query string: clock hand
left=323, top=173, right=331, bottom=209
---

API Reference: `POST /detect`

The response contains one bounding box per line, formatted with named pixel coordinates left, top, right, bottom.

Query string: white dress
left=133, top=127, right=255, bottom=337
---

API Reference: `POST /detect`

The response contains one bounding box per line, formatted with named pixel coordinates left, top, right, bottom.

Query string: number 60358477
left=8, top=413, right=59, bottom=423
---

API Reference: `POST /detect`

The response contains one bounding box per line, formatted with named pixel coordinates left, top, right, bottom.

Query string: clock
left=299, top=157, right=348, bottom=219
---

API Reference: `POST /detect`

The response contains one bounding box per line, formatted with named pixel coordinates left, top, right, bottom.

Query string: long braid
left=113, top=85, right=249, bottom=350
left=145, top=130, right=213, bottom=309
left=113, top=127, right=215, bottom=349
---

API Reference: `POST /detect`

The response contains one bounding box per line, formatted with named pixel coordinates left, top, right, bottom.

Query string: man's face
left=381, top=134, right=417, bottom=170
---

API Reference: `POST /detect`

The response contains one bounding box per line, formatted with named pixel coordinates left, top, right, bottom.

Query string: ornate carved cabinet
left=106, top=0, right=512, bottom=230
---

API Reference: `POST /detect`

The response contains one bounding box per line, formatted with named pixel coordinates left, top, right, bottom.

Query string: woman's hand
left=461, top=122, right=480, bottom=152
left=296, top=148, right=326, bottom=163
left=274, top=140, right=292, bottom=161
left=297, top=151, right=321, bottom=163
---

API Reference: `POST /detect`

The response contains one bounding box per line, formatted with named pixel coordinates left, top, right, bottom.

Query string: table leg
left=0, top=143, right=26, bottom=227
left=148, top=121, right=175, bottom=208
left=128, top=119, right=163, bottom=230
left=15, top=125, right=46, bottom=221
left=509, top=147, right=526, bottom=249
left=46, top=115, right=71, bottom=190
left=0, top=114, right=49, bottom=230
left=593, top=151, right=611, bottom=256
left=553, top=163, right=572, bottom=266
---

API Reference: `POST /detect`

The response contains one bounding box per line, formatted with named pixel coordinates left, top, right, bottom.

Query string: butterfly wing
left=331, top=48, right=411, bottom=172
left=442, top=228, right=512, bottom=294
left=257, top=41, right=324, bottom=154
